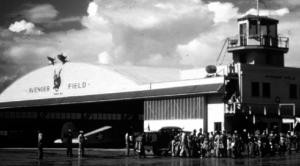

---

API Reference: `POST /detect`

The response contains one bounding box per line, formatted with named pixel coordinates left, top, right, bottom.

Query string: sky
left=0, top=0, right=300, bottom=92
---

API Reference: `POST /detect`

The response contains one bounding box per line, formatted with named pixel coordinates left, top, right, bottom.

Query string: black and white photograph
left=0, top=0, right=300, bottom=165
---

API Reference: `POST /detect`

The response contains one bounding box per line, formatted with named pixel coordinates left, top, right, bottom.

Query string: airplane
left=54, top=126, right=112, bottom=144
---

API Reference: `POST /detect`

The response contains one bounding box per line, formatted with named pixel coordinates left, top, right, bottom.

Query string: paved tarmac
left=0, top=148, right=300, bottom=166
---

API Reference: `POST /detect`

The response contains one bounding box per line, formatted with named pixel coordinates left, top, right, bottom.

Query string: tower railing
left=227, top=34, right=289, bottom=49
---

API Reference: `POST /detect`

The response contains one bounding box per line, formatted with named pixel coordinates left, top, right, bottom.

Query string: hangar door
left=144, top=96, right=206, bottom=120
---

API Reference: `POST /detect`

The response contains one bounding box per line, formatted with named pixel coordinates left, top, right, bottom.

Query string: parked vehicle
left=144, top=127, right=185, bottom=156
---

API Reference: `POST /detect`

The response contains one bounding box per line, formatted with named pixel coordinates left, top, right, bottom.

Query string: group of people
left=125, top=131, right=147, bottom=157
left=125, top=128, right=300, bottom=158
left=37, top=129, right=86, bottom=160
left=37, top=128, right=300, bottom=159
left=170, top=129, right=300, bottom=158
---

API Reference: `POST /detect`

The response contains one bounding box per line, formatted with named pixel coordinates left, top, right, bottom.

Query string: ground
left=0, top=148, right=300, bottom=166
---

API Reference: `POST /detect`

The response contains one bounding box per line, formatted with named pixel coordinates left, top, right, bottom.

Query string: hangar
left=0, top=62, right=225, bottom=147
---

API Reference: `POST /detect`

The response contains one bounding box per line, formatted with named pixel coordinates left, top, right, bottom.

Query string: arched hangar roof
left=0, top=63, right=151, bottom=102
left=0, top=62, right=224, bottom=108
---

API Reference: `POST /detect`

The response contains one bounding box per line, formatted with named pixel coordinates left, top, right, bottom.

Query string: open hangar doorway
left=0, top=99, right=144, bottom=148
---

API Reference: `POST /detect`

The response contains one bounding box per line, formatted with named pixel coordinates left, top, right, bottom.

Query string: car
left=144, top=126, right=185, bottom=156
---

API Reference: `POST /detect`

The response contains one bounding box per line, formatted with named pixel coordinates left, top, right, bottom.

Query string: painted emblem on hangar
left=47, top=53, right=68, bottom=91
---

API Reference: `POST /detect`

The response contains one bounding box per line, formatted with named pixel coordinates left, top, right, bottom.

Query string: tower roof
left=237, top=14, right=278, bottom=24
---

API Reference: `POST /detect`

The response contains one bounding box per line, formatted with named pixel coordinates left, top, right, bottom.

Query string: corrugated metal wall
left=144, top=96, right=206, bottom=120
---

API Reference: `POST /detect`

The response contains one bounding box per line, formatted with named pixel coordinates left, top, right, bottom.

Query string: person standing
left=197, top=129, right=204, bottom=158
left=66, top=129, right=73, bottom=157
left=232, top=130, right=239, bottom=158
left=227, top=134, right=233, bottom=158
left=135, top=133, right=146, bottom=158
left=189, top=129, right=198, bottom=157
left=171, top=134, right=179, bottom=157
left=208, top=132, right=214, bottom=157
left=180, top=132, right=190, bottom=157
left=296, top=132, right=300, bottom=152
left=78, top=130, right=86, bottom=157
left=286, top=131, right=292, bottom=154
left=37, top=130, right=43, bottom=160
left=260, top=130, right=268, bottom=157
left=241, top=129, right=249, bottom=156
left=125, top=131, right=133, bottom=156
left=202, top=133, right=209, bottom=158
left=248, top=133, right=255, bottom=157
left=214, top=131, right=221, bottom=157
left=222, top=131, right=228, bottom=157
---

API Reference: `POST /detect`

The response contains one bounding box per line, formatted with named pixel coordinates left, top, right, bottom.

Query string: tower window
left=289, top=84, right=297, bottom=99
left=266, top=54, right=272, bottom=65
left=239, top=23, right=247, bottom=35
left=249, top=21, right=258, bottom=37
left=251, top=82, right=260, bottom=97
left=262, top=83, right=271, bottom=98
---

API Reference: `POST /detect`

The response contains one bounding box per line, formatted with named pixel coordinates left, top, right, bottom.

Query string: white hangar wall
left=207, top=94, right=225, bottom=132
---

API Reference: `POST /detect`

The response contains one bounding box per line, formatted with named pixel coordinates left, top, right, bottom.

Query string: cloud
left=3, top=28, right=112, bottom=66
left=1, top=0, right=299, bottom=94
left=54, top=29, right=112, bottom=63
left=278, top=20, right=300, bottom=67
left=207, top=2, right=239, bottom=23
left=87, top=1, right=98, bottom=17
left=98, top=52, right=112, bottom=64
left=0, top=75, right=20, bottom=93
left=8, top=20, right=43, bottom=35
left=44, top=16, right=82, bottom=28
left=177, top=2, right=291, bottom=67
left=3, top=1, right=112, bottom=66
left=177, top=22, right=237, bottom=66
left=271, top=0, right=300, bottom=8
left=89, top=0, right=215, bottom=66
left=244, top=8, right=289, bottom=17
left=3, top=0, right=291, bottom=70
left=10, top=4, right=81, bottom=31
left=23, top=4, right=58, bottom=23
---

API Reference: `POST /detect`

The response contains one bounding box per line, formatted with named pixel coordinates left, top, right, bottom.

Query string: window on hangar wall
left=289, top=84, right=297, bottom=99
left=251, top=82, right=260, bottom=97
left=262, top=82, right=271, bottom=98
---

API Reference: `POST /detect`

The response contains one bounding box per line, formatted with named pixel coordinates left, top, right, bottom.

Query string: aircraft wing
left=54, top=126, right=112, bottom=144
left=84, top=126, right=112, bottom=137
left=54, top=139, right=63, bottom=144
left=54, top=138, right=79, bottom=144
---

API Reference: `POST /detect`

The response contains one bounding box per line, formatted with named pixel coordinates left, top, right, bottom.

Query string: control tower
left=227, top=15, right=289, bottom=67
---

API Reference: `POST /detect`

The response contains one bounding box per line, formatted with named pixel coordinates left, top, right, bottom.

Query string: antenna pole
left=256, top=0, right=259, bottom=16
left=256, top=0, right=261, bottom=39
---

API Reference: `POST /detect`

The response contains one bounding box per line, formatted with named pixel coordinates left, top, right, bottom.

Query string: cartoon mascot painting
left=53, top=69, right=62, bottom=91
left=47, top=53, right=68, bottom=91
